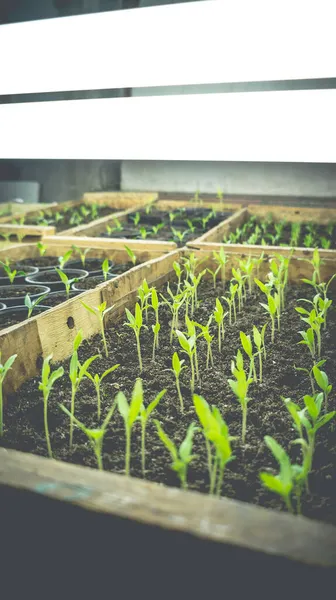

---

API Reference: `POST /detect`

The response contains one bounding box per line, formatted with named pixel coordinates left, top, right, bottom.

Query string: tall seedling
left=0, top=352, right=17, bottom=436
left=39, top=355, right=64, bottom=457
left=117, top=378, right=144, bottom=476
left=125, top=303, right=146, bottom=372
left=171, top=352, right=187, bottom=413
left=154, top=420, right=198, bottom=490
left=228, top=350, right=253, bottom=443
left=85, top=364, right=120, bottom=419
left=81, top=301, right=114, bottom=357
left=139, top=389, right=166, bottom=476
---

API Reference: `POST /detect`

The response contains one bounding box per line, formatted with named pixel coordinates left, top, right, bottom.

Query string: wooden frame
left=190, top=204, right=336, bottom=258
left=0, top=192, right=158, bottom=240
left=0, top=245, right=336, bottom=568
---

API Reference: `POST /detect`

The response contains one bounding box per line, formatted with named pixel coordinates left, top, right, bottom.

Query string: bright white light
left=0, top=89, right=335, bottom=162
left=0, top=0, right=335, bottom=95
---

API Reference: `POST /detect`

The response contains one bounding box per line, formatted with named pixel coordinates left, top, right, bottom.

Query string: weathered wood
left=0, top=448, right=335, bottom=567
left=154, top=199, right=243, bottom=212
left=194, top=208, right=248, bottom=244
left=0, top=223, right=56, bottom=237
left=246, top=204, right=336, bottom=224
left=0, top=202, right=58, bottom=222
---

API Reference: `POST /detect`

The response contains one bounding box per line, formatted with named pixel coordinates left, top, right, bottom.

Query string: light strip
left=0, top=90, right=335, bottom=162
left=0, top=0, right=335, bottom=95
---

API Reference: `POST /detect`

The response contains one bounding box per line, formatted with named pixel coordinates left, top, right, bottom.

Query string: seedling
left=124, top=245, right=137, bottom=266
left=213, top=247, right=227, bottom=289
left=228, top=350, right=253, bottom=443
left=216, top=187, right=223, bottom=200
left=173, top=261, right=183, bottom=294
left=240, top=331, right=257, bottom=382
left=171, top=352, right=187, bottom=412
left=72, top=245, right=91, bottom=267
left=175, top=329, right=196, bottom=393
left=139, top=388, right=166, bottom=475
left=294, top=359, right=326, bottom=395
left=38, top=355, right=64, bottom=458
left=60, top=400, right=117, bottom=470
left=124, top=303, right=146, bottom=372
left=68, top=330, right=99, bottom=448
left=197, top=316, right=214, bottom=369
left=55, top=268, right=78, bottom=299
left=111, top=218, right=124, bottom=232
left=81, top=300, right=114, bottom=357
left=186, top=219, right=196, bottom=233
left=0, top=352, right=17, bottom=436
left=207, top=265, right=221, bottom=289
left=151, top=223, right=164, bottom=236
left=313, top=364, right=332, bottom=411
left=24, top=293, right=48, bottom=318
left=36, top=241, right=47, bottom=256
left=138, top=279, right=151, bottom=322
left=130, top=211, right=141, bottom=226
left=102, top=258, right=110, bottom=281
left=117, top=378, right=144, bottom=476
left=260, top=436, right=302, bottom=514
left=154, top=420, right=198, bottom=490
left=171, top=227, right=188, bottom=243
left=213, top=298, right=226, bottom=352
left=296, top=299, right=324, bottom=358
left=0, top=261, right=25, bottom=284
left=58, top=249, right=73, bottom=270
left=253, top=324, right=267, bottom=381
left=139, top=226, right=149, bottom=240
left=260, top=292, right=278, bottom=342
left=193, top=394, right=235, bottom=495
left=150, top=288, right=160, bottom=354
left=84, top=364, right=120, bottom=419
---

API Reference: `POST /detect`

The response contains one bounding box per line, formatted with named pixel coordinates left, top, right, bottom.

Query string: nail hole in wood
left=36, top=355, right=43, bottom=370
left=67, top=316, right=74, bottom=329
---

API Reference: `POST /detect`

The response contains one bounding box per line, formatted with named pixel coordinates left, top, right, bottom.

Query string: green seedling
left=151, top=223, right=164, bottom=236
left=85, top=364, right=120, bottom=419
left=130, top=211, right=141, bottom=226
left=239, top=256, right=255, bottom=295
left=294, top=359, right=326, bottom=395
left=301, top=248, right=322, bottom=286
left=90, top=203, right=99, bottom=220
left=124, top=245, right=137, bottom=266
left=139, top=389, right=166, bottom=476
left=68, top=330, right=100, bottom=448
left=213, top=298, right=226, bottom=353
left=101, top=258, right=110, bottom=281
left=260, top=292, right=278, bottom=342
left=171, top=227, right=188, bottom=243
left=228, top=350, right=253, bottom=443
left=138, top=279, right=152, bottom=323
left=0, top=233, right=12, bottom=243
left=71, top=245, right=91, bottom=267
left=55, top=268, right=78, bottom=299
left=253, top=324, right=267, bottom=381
left=213, top=247, right=227, bottom=289
left=54, top=211, right=64, bottom=223
left=112, top=218, right=124, bottom=232
left=155, top=420, right=198, bottom=490
left=231, top=267, right=247, bottom=311
left=171, top=352, right=187, bottom=413
left=117, top=378, right=144, bottom=476
left=169, top=211, right=180, bottom=224
left=0, top=352, right=17, bottom=436
left=59, top=400, right=116, bottom=470
left=320, top=237, right=331, bottom=249
left=296, top=300, right=324, bottom=358
left=124, top=303, right=146, bottom=372
left=145, top=202, right=155, bottom=215
left=150, top=288, right=160, bottom=356
left=24, top=293, right=48, bottom=318
left=176, top=329, right=196, bottom=393
left=160, top=283, right=186, bottom=342
left=69, top=211, right=83, bottom=226
left=139, top=226, right=149, bottom=240
left=197, top=316, right=214, bottom=369
left=173, top=261, right=183, bottom=294
left=303, top=233, right=314, bottom=248
left=193, top=394, right=235, bottom=495
left=58, top=249, right=73, bottom=270
left=38, top=355, right=64, bottom=458
left=81, top=300, right=114, bottom=357
left=240, top=331, right=257, bottom=382
left=298, top=327, right=316, bottom=360
left=36, top=241, right=47, bottom=256
left=0, top=261, right=25, bottom=284
left=207, top=265, right=221, bottom=289
left=290, top=222, right=301, bottom=247
left=186, top=219, right=196, bottom=233
left=313, top=365, right=332, bottom=411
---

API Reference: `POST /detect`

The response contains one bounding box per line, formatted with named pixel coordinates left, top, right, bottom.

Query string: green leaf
left=312, top=366, right=329, bottom=393
left=80, top=301, right=97, bottom=316
left=176, top=330, right=191, bottom=354
left=253, top=326, right=262, bottom=349
left=154, top=420, right=178, bottom=460
left=179, top=423, right=197, bottom=462
left=73, top=330, right=83, bottom=351
left=260, top=472, right=289, bottom=496
left=3, top=353, right=17, bottom=372
left=145, top=389, right=167, bottom=418
left=135, top=303, right=143, bottom=329
left=240, top=331, right=252, bottom=357
left=254, top=278, right=269, bottom=295
left=69, top=351, right=78, bottom=383
left=193, top=394, right=213, bottom=432
left=315, top=411, right=336, bottom=432
left=48, top=366, right=64, bottom=389
left=303, top=395, right=319, bottom=421
left=78, top=354, right=100, bottom=382
left=100, top=364, right=120, bottom=381
left=117, top=391, right=129, bottom=421
left=129, top=378, right=143, bottom=426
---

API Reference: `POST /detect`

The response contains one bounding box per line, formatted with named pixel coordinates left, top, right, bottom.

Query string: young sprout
left=72, top=245, right=91, bottom=267
left=145, top=202, right=155, bottom=215
left=296, top=299, right=324, bottom=358
left=55, top=268, right=78, bottom=299
left=137, top=279, right=151, bottom=322
left=68, top=330, right=100, bottom=448
left=58, top=249, right=73, bottom=270
left=239, top=256, right=255, bottom=295
left=24, top=292, right=48, bottom=318
left=151, top=223, right=164, bottom=236
left=112, top=218, right=124, bottom=232
left=139, top=226, right=149, bottom=240
left=207, top=265, right=221, bottom=289
left=228, top=350, right=253, bottom=443
left=150, top=288, right=160, bottom=356
left=320, top=236, right=331, bottom=249
left=173, top=261, right=183, bottom=294
left=175, top=329, right=196, bottom=393
left=124, top=303, right=146, bottom=372
left=130, top=211, right=141, bottom=226
left=170, top=352, right=187, bottom=413
left=193, top=394, right=235, bottom=495
left=0, top=261, right=25, bottom=284
left=124, top=245, right=137, bottom=266
left=213, top=248, right=227, bottom=289
left=294, top=359, right=326, bottom=395
left=84, top=364, right=120, bottom=419
left=260, top=436, right=302, bottom=514
left=0, top=352, right=17, bottom=436
left=36, top=241, right=47, bottom=256
left=101, top=258, right=110, bottom=281
left=253, top=324, right=267, bottom=381
left=60, top=400, right=116, bottom=470
left=240, top=331, right=257, bottom=382
left=312, top=364, right=332, bottom=412
left=186, top=219, right=196, bottom=233
left=231, top=267, right=247, bottom=311
left=38, top=355, right=64, bottom=458
left=260, top=292, right=278, bottom=342
left=81, top=301, right=114, bottom=357
left=154, top=420, right=198, bottom=490
left=197, top=316, right=214, bottom=369
left=171, top=227, right=188, bottom=243
left=117, top=378, right=144, bottom=476
left=213, top=298, right=226, bottom=353
left=139, top=388, right=167, bottom=476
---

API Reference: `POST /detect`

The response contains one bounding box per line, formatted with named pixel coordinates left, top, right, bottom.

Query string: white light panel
left=0, top=0, right=335, bottom=95
left=0, top=89, right=335, bottom=162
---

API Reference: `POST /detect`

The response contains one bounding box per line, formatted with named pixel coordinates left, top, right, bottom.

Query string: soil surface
left=100, top=208, right=231, bottom=246
left=18, top=257, right=59, bottom=268
left=0, top=285, right=46, bottom=298
left=19, top=205, right=118, bottom=232
left=2, top=277, right=336, bottom=524
left=0, top=307, right=48, bottom=328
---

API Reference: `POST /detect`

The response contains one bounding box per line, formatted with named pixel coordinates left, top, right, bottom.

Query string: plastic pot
left=42, top=290, right=80, bottom=307
left=26, top=268, right=88, bottom=292
left=71, top=272, right=118, bottom=292
left=0, top=265, right=39, bottom=286
left=0, top=302, right=6, bottom=310
left=0, top=305, right=50, bottom=329
left=0, top=284, right=50, bottom=307
left=66, top=258, right=114, bottom=277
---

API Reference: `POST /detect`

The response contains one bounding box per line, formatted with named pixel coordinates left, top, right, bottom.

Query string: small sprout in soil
left=0, top=352, right=17, bottom=436
left=213, top=298, right=226, bottom=353
left=124, top=245, right=137, bottom=266
left=186, top=219, right=196, bottom=233
left=24, top=292, right=48, bottom=318
left=216, top=187, right=223, bottom=200
left=207, top=265, right=221, bottom=289
left=68, top=330, right=100, bottom=448
left=151, top=223, right=164, bottom=236
left=139, top=226, right=149, bottom=240
left=138, top=278, right=151, bottom=322
left=240, top=331, right=257, bottom=382
left=312, top=364, right=332, bottom=412
left=102, top=258, right=110, bottom=281
left=0, top=261, right=25, bottom=284
left=81, top=300, right=114, bottom=358
left=231, top=267, right=247, bottom=311
left=169, top=211, right=180, bottom=223
left=36, top=241, right=47, bottom=256
left=124, top=303, right=146, bottom=372
left=197, top=316, right=214, bottom=370
left=175, top=329, right=196, bottom=393
left=296, top=298, right=324, bottom=358
left=154, top=420, right=198, bottom=490
left=294, top=359, right=326, bottom=395
left=320, top=236, right=331, bottom=249
left=60, top=399, right=117, bottom=470
left=193, top=394, right=235, bottom=495
left=145, top=202, right=155, bottom=215
left=171, top=351, right=187, bottom=413
left=173, top=260, right=183, bottom=294
left=39, top=354, right=64, bottom=458
left=72, top=245, right=91, bottom=267
left=212, top=247, right=227, bottom=289
left=0, top=232, right=12, bottom=243
left=58, top=249, right=73, bottom=270
left=252, top=324, right=267, bottom=382
left=117, top=378, right=144, bottom=476
left=130, top=211, right=141, bottom=226
left=260, top=436, right=302, bottom=514
left=228, top=350, right=253, bottom=443
left=84, top=364, right=120, bottom=419
left=55, top=268, right=78, bottom=299
left=150, top=288, right=160, bottom=356
left=171, top=227, right=188, bottom=243
left=260, top=292, right=278, bottom=343
left=139, top=388, right=166, bottom=476
left=290, top=222, right=301, bottom=247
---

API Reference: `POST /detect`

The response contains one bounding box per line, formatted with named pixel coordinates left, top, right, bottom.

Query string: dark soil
left=21, top=205, right=118, bottom=231
left=74, top=263, right=140, bottom=290
left=227, top=216, right=336, bottom=248
left=42, top=292, right=79, bottom=308
left=0, top=307, right=48, bottom=328
left=2, top=278, right=336, bottom=525
left=101, top=208, right=231, bottom=246
left=18, top=257, right=59, bottom=268
left=0, top=285, right=45, bottom=298
left=28, top=270, right=87, bottom=284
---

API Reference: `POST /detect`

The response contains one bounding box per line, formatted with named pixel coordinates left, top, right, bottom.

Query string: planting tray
left=0, top=192, right=158, bottom=242
left=0, top=246, right=336, bottom=577
left=65, top=198, right=242, bottom=246
left=190, top=204, right=336, bottom=258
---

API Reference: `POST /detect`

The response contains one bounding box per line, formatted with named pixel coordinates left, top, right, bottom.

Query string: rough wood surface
left=0, top=223, right=56, bottom=238
left=193, top=208, right=248, bottom=244
left=154, top=199, right=243, bottom=212
left=246, top=204, right=336, bottom=224
left=0, top=448, right=335, bottom=567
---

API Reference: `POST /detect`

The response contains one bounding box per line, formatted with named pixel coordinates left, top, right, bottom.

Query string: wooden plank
left=246, top=204, right=336, bottom=224
left=45, top=235, right=177, bottom=255
left=61, top=207, right=131, bottom=237
left=193, top=207, right=248, bottom=244
left=82, top=192, right=158, bottom=207
left=154, top=199, right=244, bottom=212
left=0, top=448, right=335, bottom=567
left=0, top=223, right=56, bottom=237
